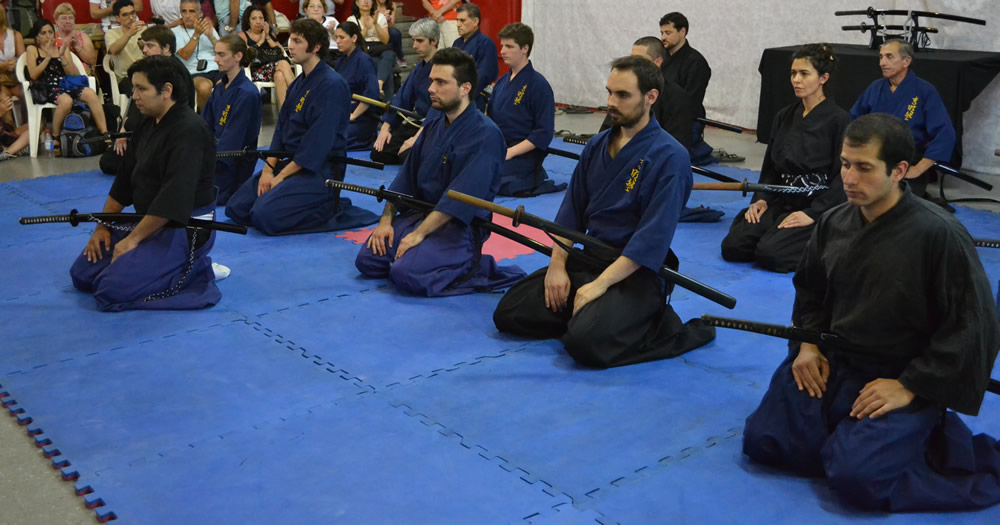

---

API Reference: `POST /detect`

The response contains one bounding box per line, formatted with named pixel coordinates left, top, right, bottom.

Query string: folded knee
left=720, top=236, right=754, bottom=262
left=355, top=247, right=389, bottom=278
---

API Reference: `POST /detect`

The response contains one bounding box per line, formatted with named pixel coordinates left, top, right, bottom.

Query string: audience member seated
left=172, top=0, right=221, bottom=110
left=239, top=4, right=294, bottom=108
left=52, top=3, right=97, bottom=67
left=24, top=19, right=108, bottom=154
left=345, top=0, right=396, bottom=101
left=104, top=0, right=146, bottom=94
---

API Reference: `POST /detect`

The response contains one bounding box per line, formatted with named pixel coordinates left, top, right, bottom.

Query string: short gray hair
left=881, top=39, right=914, bottom=60
left=409, top=17, right=440, bottom=43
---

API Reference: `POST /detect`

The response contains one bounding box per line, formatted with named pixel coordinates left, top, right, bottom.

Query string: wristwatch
left=225, top=25, right=233, bottom=32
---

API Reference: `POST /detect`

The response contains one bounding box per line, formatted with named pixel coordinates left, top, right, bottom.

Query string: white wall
left=523, top=0, right=1000, bottom=174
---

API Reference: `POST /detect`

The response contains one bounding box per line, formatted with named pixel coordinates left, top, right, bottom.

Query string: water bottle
left=42, top=129, right=53, bottom=158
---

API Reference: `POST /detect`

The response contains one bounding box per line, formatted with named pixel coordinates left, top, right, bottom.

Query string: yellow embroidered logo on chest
left=295, top=90, right=311, bottom=113
left=514, top=84, right=527, bottom=106
left=219, top=104, right=231, bottom=126
left=904, top=96, right=918, bottom=121
left=442, top=153, right=448, bottom=165
left=625, top=159, right=645, bottom=192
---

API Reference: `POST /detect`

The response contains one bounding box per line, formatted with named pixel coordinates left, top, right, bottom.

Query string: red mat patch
left=334, top=215, right=552, bottom=262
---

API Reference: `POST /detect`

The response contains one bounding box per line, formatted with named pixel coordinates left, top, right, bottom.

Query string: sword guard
left=741, top=179, right=750, bottom=197
left=512, top=205, right=525, bottom=228
left=69, top=209, right=80, bottom=227
left=377, top=185, right=387, bottom=203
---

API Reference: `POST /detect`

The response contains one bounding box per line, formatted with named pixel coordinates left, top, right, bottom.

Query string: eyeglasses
left=120, top=11, right=137, bottom=17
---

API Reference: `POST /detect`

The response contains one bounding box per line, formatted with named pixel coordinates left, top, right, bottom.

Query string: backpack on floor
left=60, top=104, right=106, bottom=158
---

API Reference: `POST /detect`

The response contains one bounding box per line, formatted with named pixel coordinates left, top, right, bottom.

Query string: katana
left=19, top=209, right=248, bottom=234
left=692, top=180, right=828, bottom=196
left=325, top=180, right=551, bottom=256
left=974, top=239, right=1000, bottom=249
left=697, top=118, right=743, bottom=134
left=933, top=163, right=993, bottom=192
left=702, top=314, right=1000, bottom=395
left=352, top=94, right=422, bottom=127
left=547, top=147, right=740, bottom=184
left=216, top=148, right=384, bottom=170
left=80, top=130, right=133, bottom=144
left=445, top=189, right=737, bottom=309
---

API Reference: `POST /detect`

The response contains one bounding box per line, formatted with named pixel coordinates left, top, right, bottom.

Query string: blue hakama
left=225, top=62, right=378, bottom=235
left=355, top=104, right=525, bottom=296
left=70, top=103, right=221, bottom=311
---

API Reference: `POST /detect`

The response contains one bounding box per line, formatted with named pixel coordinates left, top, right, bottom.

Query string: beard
left=431, top=94, right=462, bottom=113
left=607, top=105, right=645, bottom=129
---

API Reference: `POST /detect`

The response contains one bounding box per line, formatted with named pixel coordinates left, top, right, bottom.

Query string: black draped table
left=757, top=44, right=1000, bottom=165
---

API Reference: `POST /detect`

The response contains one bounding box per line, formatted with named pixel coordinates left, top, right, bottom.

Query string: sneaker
left=395, top=58, right=408, bottom=68
left=0, top=151, right=14, bottom=161
left=711, top=148, right=745, bottom=163
left=212, top=262, right=231, bottom=281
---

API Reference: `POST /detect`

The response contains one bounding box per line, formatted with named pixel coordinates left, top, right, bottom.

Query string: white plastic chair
left=17, top=52, right=97, bottom=157
left=102, top=52, right=130, bottom=117
left=246, top=62, right=301, bottom=105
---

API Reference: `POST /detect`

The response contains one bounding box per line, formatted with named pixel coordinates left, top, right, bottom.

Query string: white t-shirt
left=322, top=16, right=339, bottom=49
left=344, top=14, right=387, bottom=43
left=89, top=0, right=117, bottom=32
left=149, top=0, right=182, bottom=24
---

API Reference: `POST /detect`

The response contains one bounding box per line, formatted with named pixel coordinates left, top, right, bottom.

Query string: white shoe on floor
left=212, top=263, right=231, bottom=281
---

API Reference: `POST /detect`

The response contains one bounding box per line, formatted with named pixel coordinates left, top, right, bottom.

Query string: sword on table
left=702, top=314, right=1000, bottom=395
left=19, top=209, right=248, bottom=234
left=444, top=189, right=737, bottom=309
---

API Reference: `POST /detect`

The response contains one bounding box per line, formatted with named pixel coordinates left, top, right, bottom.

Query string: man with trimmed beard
left=355, top=48, right=525, bottom=297
left=492, top=56, right=715, bottom=368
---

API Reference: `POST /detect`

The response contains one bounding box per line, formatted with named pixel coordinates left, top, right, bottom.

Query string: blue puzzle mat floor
left=2, top=148, right=999, bottom=523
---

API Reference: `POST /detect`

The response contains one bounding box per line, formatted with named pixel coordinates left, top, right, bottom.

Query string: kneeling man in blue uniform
left=492, top=56, right=715, bottom=368
left=225, top=18, right=376, bottom=235
left=355, top=48, right=525, bottom=297
left=850, top=39, right=955, bottom=197
left=70, top=56, right=221, bottom=311
left=743, top=114, right=1000, bottom=512
left=487, top=22, right=563, bottom=197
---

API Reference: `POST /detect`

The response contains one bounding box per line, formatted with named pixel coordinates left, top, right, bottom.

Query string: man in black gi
left=743, top=113, right=1000, bottom=511
left=600, top=36, right=693, bottom=150
left=659, top=12, right=739, bottom=165
left=100, top=24, right=194, bottom=176
left=70, top=55, right=221, bottom=311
